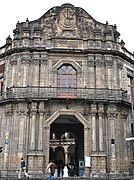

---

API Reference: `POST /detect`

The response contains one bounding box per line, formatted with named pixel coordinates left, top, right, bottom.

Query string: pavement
left=0, top=177, right=134, bottom=180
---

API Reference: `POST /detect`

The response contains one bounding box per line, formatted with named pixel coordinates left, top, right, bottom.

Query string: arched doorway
left=49, top=114, right=84, bottom=176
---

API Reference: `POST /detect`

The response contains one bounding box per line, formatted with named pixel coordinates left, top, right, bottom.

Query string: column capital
left=91, top=103, right=97, bottom=114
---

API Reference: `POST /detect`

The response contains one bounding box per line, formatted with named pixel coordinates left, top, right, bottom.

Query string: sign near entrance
left=85, top=156, right=91, bottom=167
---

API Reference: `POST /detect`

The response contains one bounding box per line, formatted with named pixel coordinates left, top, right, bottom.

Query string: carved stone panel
left=52, top=38, right=83, bottom=49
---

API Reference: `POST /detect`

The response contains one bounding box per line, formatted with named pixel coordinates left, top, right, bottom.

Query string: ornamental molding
left=98, top=104, right=105, bottom=113
left=20, top=57, right=48, bottom=65
left=87, top=60, right=105, bottom=67
left=4, top=110, right=13, bottom=117
left=105, top=60, right=113, bottom=67
left=87, top=60, right=95, bottom=67
left=96, top=61, right=104, bottom=67
left=117, top=61, right=123, bottom=69
left=52, top=59, right=82, bottom=73
left=90, top=104, right=97, bottom=114
left=21, top=58, right=30, bottom=64
left=107, top=111, right=117, bottom=118
left=16, top=110, right=27, bottom=116
left=10, top=59, right=17, bottom=66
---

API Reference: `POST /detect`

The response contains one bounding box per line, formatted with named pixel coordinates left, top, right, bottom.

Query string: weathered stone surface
left=0, top=3, right=134, bottom=179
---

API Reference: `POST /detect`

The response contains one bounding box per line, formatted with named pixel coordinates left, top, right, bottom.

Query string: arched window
left=57, top=64, right=77, bottom=97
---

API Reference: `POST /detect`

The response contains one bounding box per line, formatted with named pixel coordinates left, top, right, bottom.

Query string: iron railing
left=2, top=86, right=130, bottom=102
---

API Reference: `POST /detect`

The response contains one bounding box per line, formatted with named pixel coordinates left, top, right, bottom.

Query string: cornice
left=0, top=47, right=134, bottom=64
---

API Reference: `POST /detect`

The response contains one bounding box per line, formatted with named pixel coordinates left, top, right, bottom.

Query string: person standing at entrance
left=46, top=160, right=56, bottom=180
left=18, top=158, right=29, bottom=179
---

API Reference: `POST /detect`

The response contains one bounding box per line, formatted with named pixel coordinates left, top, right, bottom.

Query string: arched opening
left=49, top=114, right=84, bottom=176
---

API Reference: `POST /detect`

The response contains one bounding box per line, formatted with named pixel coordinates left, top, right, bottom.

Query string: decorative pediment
left=39, top=3, right=95, bottom=38
left=12, top=3, right=120, bottom=49
left=14, top=3, right=98, bottom=40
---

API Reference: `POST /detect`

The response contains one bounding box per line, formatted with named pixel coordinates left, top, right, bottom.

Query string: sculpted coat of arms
left=58, top=6, right=76, bottom=30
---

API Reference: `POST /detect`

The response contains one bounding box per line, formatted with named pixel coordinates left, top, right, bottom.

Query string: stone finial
left=16, top=21, right=19, bottom=28
left=114, top=24, right=117, bottom=29
left=26, top=18, right=29, bottom=26
left=120, top=39, right=125, bottom=47
left=6, top=35, right=12, bottom=45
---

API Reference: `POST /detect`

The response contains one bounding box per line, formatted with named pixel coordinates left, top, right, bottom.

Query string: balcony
left=1, top=86, right=130, bottom=103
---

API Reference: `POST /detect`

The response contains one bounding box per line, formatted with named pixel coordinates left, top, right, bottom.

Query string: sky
left=0, top=0, right=134, bottom=53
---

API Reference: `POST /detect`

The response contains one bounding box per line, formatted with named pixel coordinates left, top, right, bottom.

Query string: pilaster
left=4, top=108, right=13, bottom=170
left=106, top=105, right=117, bottom=173
left=43, top=125, right=50, bottom=168
left=91, top=103, right=97, bottom=151
left=98, top=104, right=104, bottom=151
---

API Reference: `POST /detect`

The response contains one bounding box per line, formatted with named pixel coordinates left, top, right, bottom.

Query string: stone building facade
left=0, top=3, right=134, bottom=178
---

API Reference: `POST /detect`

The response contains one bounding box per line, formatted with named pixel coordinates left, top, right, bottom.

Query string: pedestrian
left=18, top=158, right=29, bottom=179
left=63, top=165, right=68, bottom=177
left=67, top=163, right=75, bottom=176
left=46, top=160, right=56, bottom=180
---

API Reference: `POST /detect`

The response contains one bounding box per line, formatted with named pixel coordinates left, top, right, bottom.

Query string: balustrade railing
left=2, top=86, right=130, bottom=103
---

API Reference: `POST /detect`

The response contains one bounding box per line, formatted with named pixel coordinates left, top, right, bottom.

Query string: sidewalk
left=0, top=177, right=134, bottom=180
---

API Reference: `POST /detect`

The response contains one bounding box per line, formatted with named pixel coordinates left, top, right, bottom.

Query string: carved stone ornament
left=43, top=14, right=58, bottom=37
left=117, top=61, right=123, bottom=69
left=87, top=60, right=95, bottom=67
left=96, top=61, right=104, bottom=67
left=105, top=60, right=113, bottom=67
left=90, top=103, right=97, bottom=114
left=4, top=110, right=13, bottom=117
left=41, top=59, right=48, bottom=65
left=10, top=59, right=17, bottom=66
left=77, top=17, right=94, bottom=38
left=58, top=6, right=76, bottom=30
left=21, top=58, right=30, bottom=65
left=121, top=111, right=128, bottom=121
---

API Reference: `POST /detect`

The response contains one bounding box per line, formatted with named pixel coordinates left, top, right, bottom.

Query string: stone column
left=87, top=57, right=95, bottom=88
left=96, top=57, right=104, bottom=88
left=98, top=104, right=104, bottom=151
left=84, top=126, right=91, bottom=176
left=91, top=104, right=97, bottom=151
left=37, top=102, right=45, bottom=151
left=38, top=112, right=44, bottom=150
left=16, top=104, right=28, bottom=156
left=29, top=102, right=37, bottom=150
left=121, top=111, right=129, bottom=172
left=31, top=58, right=39, bottom=86
left=20, top=58, right=30, bottom=86
left=116, top=62, right=123, bottom=89
left=64, top=146, right=68, bottom=165
left=105, top=58, right=113, bottom=88
left=18, top=111, right=27, bottom=157
left=4, top=132, right=9, bottom=170
left=4, top=108, right=12, bottom=170
left=30, top=111, right=36, bottom=150
left=106, top=105, right=117, bottom=173
left=10, top=60, right=17, bottom=86
left=44, top=126, right=50, bottom=168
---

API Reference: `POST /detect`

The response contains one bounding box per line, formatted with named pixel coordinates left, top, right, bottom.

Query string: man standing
left=18, top=158, right=29, bottom=179
left=46, top=160, right=56, bottom=180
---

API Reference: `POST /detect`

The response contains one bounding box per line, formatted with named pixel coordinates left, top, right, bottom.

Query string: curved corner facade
left=0, top=3, right=134, bottom=178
